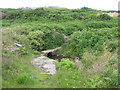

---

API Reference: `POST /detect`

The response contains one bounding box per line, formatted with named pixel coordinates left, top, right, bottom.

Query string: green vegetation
left=27, top=30, right=44, bottom=51
left=60, top=27, right=118, bottom=57
left=2, top=7, right=118, bottom=88
left=97, top=14, right=112, bottom=20
left=56, top=58, right=75, bottom=70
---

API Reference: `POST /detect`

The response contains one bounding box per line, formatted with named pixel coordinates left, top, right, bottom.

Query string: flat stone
left=31, top=55, right=57, bottom=75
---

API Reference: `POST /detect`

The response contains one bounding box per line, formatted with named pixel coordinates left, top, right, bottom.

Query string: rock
left=31, top=55, right=57, bottom=75
left=15, top=43, right=22, bottom=47
left=41, top=47, right=61, bottom=55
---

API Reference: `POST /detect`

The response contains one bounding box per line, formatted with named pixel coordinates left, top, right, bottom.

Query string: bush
left=97, top=14, right=112, bottom=20
left=61, top=30, right=103, bottom=57
left=107, top=40, right=118, bottom=52
left=64, top=23, right=84, bottom=35
left=86, top=21, right=116, bottom=28
left=27, top=31, right=44, bottom=51
left=56, top=58, right=75, bottom=70
left=42, top=31, right=65, bottom=50
left=85, top=76, right=104, bottom=88
left=102, top=58, right=118, bottom=88
left=60, top=28, right=117, bottom=57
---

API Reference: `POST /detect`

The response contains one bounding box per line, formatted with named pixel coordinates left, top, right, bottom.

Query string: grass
left=2, top=27, right=56, bottom=88
left=51, top=69, right=84, bottom=88
left=2, top=54, right=56, bottom=88
left=50, top=50, right=118, bottom=88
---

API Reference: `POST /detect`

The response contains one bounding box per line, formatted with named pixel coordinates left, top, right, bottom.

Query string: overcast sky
left=0, top=0, right=119, bottom=10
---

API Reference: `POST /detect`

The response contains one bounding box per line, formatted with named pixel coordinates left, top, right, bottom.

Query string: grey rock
left=31, top=55, right=57, bottom=75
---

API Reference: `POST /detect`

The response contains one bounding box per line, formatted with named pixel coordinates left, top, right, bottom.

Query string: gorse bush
left=61, top=30, right=103, bottom=57
left=86, top=21, right=117, bottom=28
left=42, top=31, right=65, bottom=50
left=27, top=31, right=44, bottom=51
left=107, top=40, right=118, bottom=52
left=97, top=14, right=112, bottom=20
left=2, top=7, right=102, bottom=23
left=61, top=28, right=118, bottom=57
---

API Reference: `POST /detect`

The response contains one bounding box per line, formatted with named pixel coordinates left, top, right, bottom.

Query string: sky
left=0, top=0, right=119, bottom=10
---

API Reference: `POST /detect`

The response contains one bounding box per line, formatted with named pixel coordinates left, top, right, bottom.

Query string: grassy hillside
left=2, top=7, right=119, bottom=88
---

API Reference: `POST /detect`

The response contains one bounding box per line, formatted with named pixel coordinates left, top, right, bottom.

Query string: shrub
left=107, top=40, right=118, bottom=52
left=86, top=21, right=116, bottom=28
left=71, top=13, right=86, bottom=20
left=97, top=14, right=112, bottom=20
left=27, top=31, right=44, bottom=51
left=42, top=31, right=65, bottom=50
left=85, top=76, right=104, bottom=88
left=60, top=28, right=117, bottom=57
left=61, top=30, right=104, bottom=57
left=102, top=58, right=118, bottom=88
left=64, top=23, right=84, bottom=35
left=56, top=58, right=75, bottom=70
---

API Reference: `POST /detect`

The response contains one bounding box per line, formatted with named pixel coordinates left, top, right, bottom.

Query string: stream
left=31, top=47, right=66, bottom=75
left=31, top=51, right=81, bottom=75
